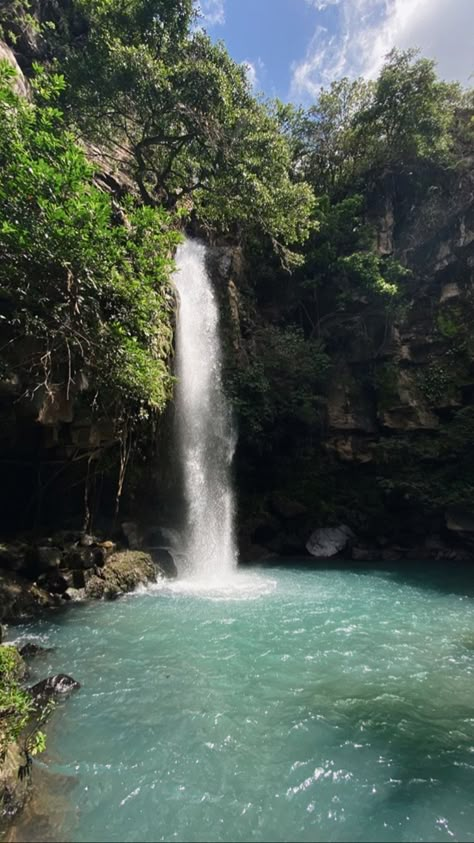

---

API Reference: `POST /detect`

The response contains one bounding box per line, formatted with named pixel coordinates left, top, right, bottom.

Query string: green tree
left=293, top=78, right=374, bottom=192
left=0, top=61, right=180, bottom=421
left=17, top=0, right=315, bottom=257
left=355, top=48, right=461, bottom=164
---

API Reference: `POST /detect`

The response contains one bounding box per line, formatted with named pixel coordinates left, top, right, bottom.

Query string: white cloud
left=197, top=0, right=225, bottom=27
left=304, top=0, right=341, bottom=9
left=242, top=58, right=266, bottom=92
left=291, top=0, right=474, bottom=101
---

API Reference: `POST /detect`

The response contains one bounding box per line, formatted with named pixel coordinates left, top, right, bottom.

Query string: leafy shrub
left=0, top=646, right=45, bottom=762
left=0, top=61, right=181, bottom=424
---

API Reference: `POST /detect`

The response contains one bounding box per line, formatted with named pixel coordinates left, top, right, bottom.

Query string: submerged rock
left=30, top=674, right=81, bottom=705
left=306, top=525, right=355, bottom=559
left=19, top=643, right=51, bottom=659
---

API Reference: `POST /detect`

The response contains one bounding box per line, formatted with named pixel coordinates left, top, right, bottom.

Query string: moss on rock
left=85, top=551, right=156, bottom=600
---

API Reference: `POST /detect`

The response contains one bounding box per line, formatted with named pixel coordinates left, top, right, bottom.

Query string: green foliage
left=292, top=49, right=462, bottom=196
left=0, top=647, right=32, bottom=758
left=292, top=77, right=375, bottom=192
left=0, top=0, right=40, bottom=45
left=436, top=309, right=462, bottom=339
left=338, top=252, right=406, bottom=298
left=0, top=63, right=180, bottom=421
left=227, top=325, right=329, bottom=450
left=376, top=406, right=474, bottom=510
left=356, top=49, right=461, bottom=165
left=416, top=364, right=454, bottom=406
left=35, top=0, right=315, bottom=259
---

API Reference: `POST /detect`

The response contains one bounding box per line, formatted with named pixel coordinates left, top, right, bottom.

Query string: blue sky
left=196, top=0, right=474, bottom=104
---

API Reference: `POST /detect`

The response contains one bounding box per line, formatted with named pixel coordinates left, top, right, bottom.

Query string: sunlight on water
left=7, top=564, right=474, bottom=843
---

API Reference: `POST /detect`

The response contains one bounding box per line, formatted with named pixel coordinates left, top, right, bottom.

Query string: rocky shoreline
left=0, top=524, right=179, bottom=832
left=0, top=523, right=179, bottom=626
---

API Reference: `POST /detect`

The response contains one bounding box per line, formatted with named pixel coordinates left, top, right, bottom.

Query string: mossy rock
left=85, top=551, right=156, bottom=600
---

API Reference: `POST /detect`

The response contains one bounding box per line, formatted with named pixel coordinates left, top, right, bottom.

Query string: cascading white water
left=174, top=239, right=237, bottom=579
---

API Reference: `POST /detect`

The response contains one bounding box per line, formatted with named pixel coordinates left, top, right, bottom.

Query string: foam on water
left=147, top=570, right=277, bottom=602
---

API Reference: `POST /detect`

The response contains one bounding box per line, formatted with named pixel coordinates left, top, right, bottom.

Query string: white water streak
left=174, top=239, right=237, bottom=579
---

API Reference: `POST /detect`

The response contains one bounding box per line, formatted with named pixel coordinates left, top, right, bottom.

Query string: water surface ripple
left=9, top=565, right=474, bottom=843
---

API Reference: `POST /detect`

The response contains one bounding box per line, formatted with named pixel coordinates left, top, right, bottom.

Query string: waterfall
left=174, top=238, right=237, bottom=579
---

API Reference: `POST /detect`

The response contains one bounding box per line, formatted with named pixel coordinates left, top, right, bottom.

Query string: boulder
left=30, top=674, right=81, bottom=705
left=64, top=587, right=86, bottom=602
left=85, top=550, right=156, bottom=600
left=36, top=570, right=70, bottom=595
left=84, top=575, right=113, bottom=600
left=62, top=544, right=105, bottom=570
left=0, top=571, right=57, bottom=624
left=306, top=525, right=355, bottom=559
